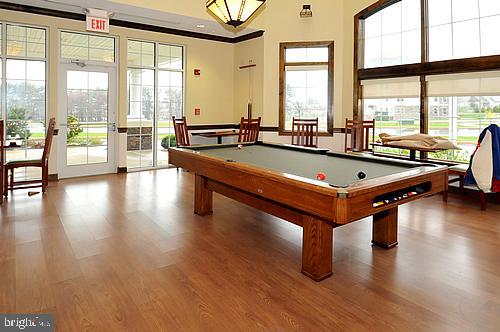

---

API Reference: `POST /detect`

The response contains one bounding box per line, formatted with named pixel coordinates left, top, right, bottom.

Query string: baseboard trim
left=48, top=174, right=58, bottom=181
left=117, top=167, right=128, bottom=174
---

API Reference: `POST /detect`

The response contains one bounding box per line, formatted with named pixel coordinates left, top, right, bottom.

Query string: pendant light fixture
left=206, top=0, right=266, bottom=27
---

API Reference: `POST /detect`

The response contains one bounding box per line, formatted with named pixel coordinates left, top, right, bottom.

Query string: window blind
left=361, top=76, right=420, bottom=99
left=427, top=71, right=500, bottom=96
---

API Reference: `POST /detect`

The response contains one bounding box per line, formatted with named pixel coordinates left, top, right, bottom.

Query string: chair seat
left=5, top=158, right=42, bottom=166
left=449, top=164, right=468, bottom=173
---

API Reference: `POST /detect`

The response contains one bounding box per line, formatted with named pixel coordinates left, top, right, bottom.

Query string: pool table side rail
left=169, top=147, right=338, bottom=221
left=338, top=170, right=448, bottom=223
left=169, top=145, right=448, bottom=225
left=341, top=165, right=447, bottom=197
left=190, top=141, right=330, bottom=155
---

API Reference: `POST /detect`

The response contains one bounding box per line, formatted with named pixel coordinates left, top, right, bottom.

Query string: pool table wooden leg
left=301, top=216, right=333, bottom=281
left=372, top=207, right=398, bottom=249
left=194, top=174, right=213, bottom=216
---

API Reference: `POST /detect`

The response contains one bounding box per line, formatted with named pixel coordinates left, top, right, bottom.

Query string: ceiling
left=4, top=0, right=259, bottom=38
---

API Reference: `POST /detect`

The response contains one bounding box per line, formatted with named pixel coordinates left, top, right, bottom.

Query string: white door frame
left=57, top=63, right=118, bottom=179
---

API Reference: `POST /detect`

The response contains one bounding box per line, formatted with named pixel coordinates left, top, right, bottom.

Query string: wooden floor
left=0, top=169, right=499, bottom=331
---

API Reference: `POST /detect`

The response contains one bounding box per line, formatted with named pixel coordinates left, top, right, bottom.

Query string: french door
left=58, top=64, right=117, bottom=178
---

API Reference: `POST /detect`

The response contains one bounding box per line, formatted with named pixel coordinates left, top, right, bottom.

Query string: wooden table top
left=371, top=142, right=448, bottom=152
left=192, top=130, right=239, bottom=138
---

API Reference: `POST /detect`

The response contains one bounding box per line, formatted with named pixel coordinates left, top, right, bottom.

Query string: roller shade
left=427, top=71, right=500, bottom=97
left=361, top=77, right=420, bottom=99
left=285, top=65, right=328, bottom=71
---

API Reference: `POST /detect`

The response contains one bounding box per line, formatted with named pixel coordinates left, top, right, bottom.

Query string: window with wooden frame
left=355, top=0, right=500, bottom=162
left=279, top=41, right=334, bottom=135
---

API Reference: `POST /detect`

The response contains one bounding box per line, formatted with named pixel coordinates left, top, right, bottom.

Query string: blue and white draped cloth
left=464, top=124, right=500, bottom=193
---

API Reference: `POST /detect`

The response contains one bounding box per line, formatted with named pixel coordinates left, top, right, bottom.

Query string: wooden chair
left=4, top=117, right=56, bottom=196
left=291, top=117, right=319, bottom=148
left=445, top=164, right=499, bottom=210
left=344, top=118, right=375, bottom=152
left=0, top=120, right=4, bottom=202
left=238, top=117, right=261, bottom=143
left=172, top=116, right=191, bottom=147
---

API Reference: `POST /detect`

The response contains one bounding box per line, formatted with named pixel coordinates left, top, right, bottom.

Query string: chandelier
left=206, top=0, right=266, bottom=27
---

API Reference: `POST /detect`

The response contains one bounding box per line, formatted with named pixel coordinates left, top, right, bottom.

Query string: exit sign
left=86, top=16, right=109, bottom=33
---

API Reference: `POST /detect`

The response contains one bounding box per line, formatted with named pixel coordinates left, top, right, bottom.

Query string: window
left=157, top=44, right=184, bottom=167
left=279, top=41, right=334, bottom=135
left=362, top=77, right=421, bottom=156
left=428, top=0, right=500, bottom=61
left=6, top=25, right=45, bottom=58
left=127, top=67, right=155, bottom=168
left=426, top=72, right=500, bottom=161
left=362, top=0, right=421, bottom=68
left=126, top=40, right=184, bottom=169
left=356, top=0, right=500, bottom=162
left=61, top=31, right=115, bottom=63
left=360, top=0, right=500, bottom=66
left=1, top=23, right=47, bottom=180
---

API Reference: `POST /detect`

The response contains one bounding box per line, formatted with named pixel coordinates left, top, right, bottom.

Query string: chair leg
left=42, top=166, right=47, bottom=193
left=442, top=190, right=448, bottom=202
left=3, top=168, right=6, bottom=197
left=459, top=175, right=465, bottom=194
left=9, top=168, right=14, bottom=191
left=4, top=167, right=9, bottom=197
left=480, top=191, right=487, bottom=211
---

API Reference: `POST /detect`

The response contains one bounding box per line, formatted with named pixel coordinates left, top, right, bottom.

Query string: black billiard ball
left=357, top=171, right=366, bottom=179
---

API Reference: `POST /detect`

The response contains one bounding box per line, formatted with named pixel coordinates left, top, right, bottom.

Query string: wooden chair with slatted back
left=238, top=117, right=261, bottom=143
left=4, top=117, right=56, bottom=196
left=172, top=116, right=191, bottom=147
left=0, top=120, right=4, bottom=201
left=291, top=117, right=319, bottom=148
left=344, top=118, right=375, bottom=152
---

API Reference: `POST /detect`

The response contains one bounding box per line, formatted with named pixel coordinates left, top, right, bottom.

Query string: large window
left=360, top=0, right=500, bottom=68
left=362, top=77, right=421, bottom=156
left=279, top=41, right=334, bottom=135
left=362, top=0, right=421, bottom=68
left=1, top=23, right=47, bottom=179
left=428, top=0, right=500, bottom=61
left=426, top=72, right=500, bottom=161
left=127, top=40, right=184, bottom=169
left=356, top=0, right=500, bottom=162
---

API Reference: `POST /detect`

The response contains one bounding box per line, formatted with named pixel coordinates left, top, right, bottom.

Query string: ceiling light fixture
left=300, top=4, right=312, bottom=18
left=196, top=24, right=206, bottom=28
left=206, top=0, right=266, bottom=27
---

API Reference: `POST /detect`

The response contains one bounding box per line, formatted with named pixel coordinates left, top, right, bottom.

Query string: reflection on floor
left=0, top=169, right=499, bottom=330
left=126, top=149, right=168, bottom=169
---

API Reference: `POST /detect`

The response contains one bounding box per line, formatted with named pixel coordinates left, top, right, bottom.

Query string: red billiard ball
left=316, top=172, right=327, bottom=181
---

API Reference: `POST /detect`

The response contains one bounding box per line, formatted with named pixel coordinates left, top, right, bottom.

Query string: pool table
left=169, top=142, right=448, bottom=281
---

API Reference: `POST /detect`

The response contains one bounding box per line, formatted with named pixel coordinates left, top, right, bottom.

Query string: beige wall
left=1, top=0, right=378, bottom=174
left=246, top=0, right=345, bottom=128
left=109, top=0, right=378, bottom=129
left=0, top=8, right=235, bottom=127
left=341, top=0, right=378, bottom=122
left=0, top=8, right=235, bottom=173
left=233, top=37, right=264, bottom=123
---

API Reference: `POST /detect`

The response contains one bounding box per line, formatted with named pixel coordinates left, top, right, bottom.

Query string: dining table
left=191, top=130, right=239, bottom=144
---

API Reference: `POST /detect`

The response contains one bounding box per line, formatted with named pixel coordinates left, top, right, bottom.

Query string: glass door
left=58, top=64, right=116, bottom=178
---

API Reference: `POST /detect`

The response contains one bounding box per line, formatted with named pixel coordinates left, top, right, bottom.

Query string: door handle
left=107, top=123, right=116, bottom=132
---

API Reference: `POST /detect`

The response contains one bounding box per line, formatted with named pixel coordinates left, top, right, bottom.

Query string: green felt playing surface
left=195, top=145, right=415, bottom=187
